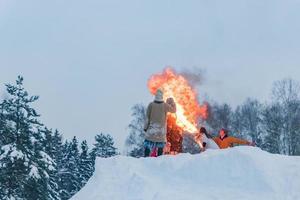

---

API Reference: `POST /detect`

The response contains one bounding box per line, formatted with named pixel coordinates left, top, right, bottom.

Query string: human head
left=199, top=127, right=207, bottom=135
left=219, top=128, right=228, bottom=138
left=154, top=89, right=164, bottom=102
left=166, top=97, right=174, bottom=105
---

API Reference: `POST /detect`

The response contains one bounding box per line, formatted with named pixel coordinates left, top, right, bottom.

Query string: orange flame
left=148, top=68, right=208, bottom=134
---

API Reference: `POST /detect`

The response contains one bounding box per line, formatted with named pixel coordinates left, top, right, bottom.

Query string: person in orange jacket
left=213, top=128, right=255, bottom=149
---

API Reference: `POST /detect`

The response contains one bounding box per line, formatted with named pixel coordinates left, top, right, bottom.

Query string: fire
left=148, top=68, right=208, bottom=134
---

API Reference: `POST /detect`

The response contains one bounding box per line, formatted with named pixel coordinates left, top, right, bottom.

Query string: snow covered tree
left=125, top=104, right=146, bottom=157
left=78, top=140, right=94, bottom=188
left=0, top=105, right=9, bottom=147
left=59, top=137, right=81, bottom=200
left=261, top=103, right=282, bottom=154
left=49, top=130, right=64, bottom=171
left=231, top=106, right=244, bottom=137
left=0, top=76, right=59, bottom=200
left=57, top=140, right=69, bottom=199
left=38, top=127, right=62, bottom=200
left=206, top=103, right=233, bottom=135
left=92, top=133, right=117, bottom=158
left=232, top=99, right=263, bottom=146
left=270, top=79, right=300, bottom=155
left=25, top=128, right=60, bottom=200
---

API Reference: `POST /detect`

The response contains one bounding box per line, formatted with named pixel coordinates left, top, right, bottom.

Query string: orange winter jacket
left=213, top=135, right=250, bottom=149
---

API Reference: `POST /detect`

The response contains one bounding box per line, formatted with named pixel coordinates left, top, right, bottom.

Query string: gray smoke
left=180, top=67, right=205, bottom=88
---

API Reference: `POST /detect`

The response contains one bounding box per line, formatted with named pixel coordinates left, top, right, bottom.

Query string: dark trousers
left=144, top=147, right=164, bottom=157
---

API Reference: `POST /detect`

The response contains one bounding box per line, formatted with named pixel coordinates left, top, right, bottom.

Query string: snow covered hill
left=72, top=147, right=300, bottom=200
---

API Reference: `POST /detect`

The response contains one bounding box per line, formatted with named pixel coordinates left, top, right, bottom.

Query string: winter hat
left=154, top=89, right=164, bottom=102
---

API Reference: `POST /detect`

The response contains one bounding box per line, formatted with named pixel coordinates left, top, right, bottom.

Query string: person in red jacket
left=213, top=128, right=255, bottom=149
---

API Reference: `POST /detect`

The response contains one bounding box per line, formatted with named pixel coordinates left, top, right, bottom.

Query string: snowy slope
left=72, top=147, right=300, bottom=200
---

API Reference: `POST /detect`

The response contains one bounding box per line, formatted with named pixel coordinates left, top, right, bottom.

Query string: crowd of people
left=143, top=89, right=255, bottom=157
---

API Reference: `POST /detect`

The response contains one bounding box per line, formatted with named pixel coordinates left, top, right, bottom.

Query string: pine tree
left=42, top=127, right=55, bottom=158
left=78, top=140, right=94, bottom=188
left=261, top=103, right=282, bottom=154
left=68, top=137, right=81, bottom=197
left=0, top=105, right=8, bottom=147
left=92, top=133, right=117, bottom=158
left=25, top=128, right=60, bottom=200
left=0, top=76, right=59, bottom=199
left=58, top=140, right=70, bottom=199
left=39, top=127, right=61, bottom=200
left=51, top=130, right=64, bottom=194
left=59, top=137, right=81, bottom=200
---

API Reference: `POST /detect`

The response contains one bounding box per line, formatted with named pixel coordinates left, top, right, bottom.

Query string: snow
left=40, top=151, right=55, bottom=171
left=29, top=165, right=41, bottom=179
left=72, top=147, right=300, bottom=200
left=0, top=144, right=25, bottom=162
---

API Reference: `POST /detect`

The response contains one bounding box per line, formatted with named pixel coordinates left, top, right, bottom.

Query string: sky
left=1, top=0, right=300, bottom=150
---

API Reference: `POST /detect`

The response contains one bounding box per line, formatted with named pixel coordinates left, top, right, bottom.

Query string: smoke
left=180, top=67, right=206, bottom=88
left=179, top=67, right=210, bottom=108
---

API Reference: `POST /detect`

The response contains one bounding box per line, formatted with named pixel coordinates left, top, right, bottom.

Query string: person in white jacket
left=194, top=127, right=219, bottom=152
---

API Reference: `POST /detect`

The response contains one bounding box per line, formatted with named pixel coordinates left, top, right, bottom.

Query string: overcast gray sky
left=1, top=0, right=300, bottom=150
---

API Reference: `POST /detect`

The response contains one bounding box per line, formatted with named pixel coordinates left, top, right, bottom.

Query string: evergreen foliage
left=0, top=77, right=118, bottom=200
left=92, top=133, right=118, bottom=158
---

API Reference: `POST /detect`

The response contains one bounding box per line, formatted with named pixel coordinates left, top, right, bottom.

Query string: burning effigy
left=166, top=115, right=183, bottom=154
left=147, top=68, right=208, bottom=152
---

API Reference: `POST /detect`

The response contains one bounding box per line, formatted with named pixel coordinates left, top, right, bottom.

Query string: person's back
left=143, top=89, right=176, bottom=157
left=145, top=101, right=176, bottom=141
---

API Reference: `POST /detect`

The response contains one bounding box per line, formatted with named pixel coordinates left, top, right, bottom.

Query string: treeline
left=125, top=79, right=300, bottom=156
left=0, top=77, right=118, bottom=200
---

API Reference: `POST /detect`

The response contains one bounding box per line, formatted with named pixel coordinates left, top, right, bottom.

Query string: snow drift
left=72, top=147, right=300, bottom=200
